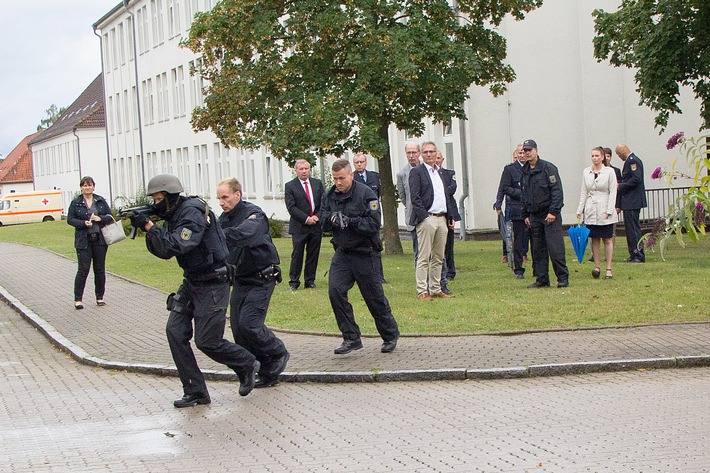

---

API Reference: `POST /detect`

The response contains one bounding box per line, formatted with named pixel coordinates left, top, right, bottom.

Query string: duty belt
left=190, top=266, right=229, bottom=284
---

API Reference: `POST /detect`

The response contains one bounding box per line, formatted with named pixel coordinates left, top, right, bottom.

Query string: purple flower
left=666, top=131, right=685, bottom=150
left=651, top=166, right=663, bottom=179
left=645, top=237, right=655, bottom=249
left=696, top=202, right=704, bottom=210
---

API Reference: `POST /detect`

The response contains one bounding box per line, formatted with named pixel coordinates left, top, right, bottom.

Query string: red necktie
left=304, top=181, right=313, bottom=216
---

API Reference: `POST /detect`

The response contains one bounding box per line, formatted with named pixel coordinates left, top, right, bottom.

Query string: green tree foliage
left=182, top=0, right=542, bottom=254
left=37, top=104, right=67, bottom=131
left=593, top=0, right=710, bottom=130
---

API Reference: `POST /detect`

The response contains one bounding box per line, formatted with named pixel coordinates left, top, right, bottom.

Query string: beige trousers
left=415, top=215, right=448, bottom=295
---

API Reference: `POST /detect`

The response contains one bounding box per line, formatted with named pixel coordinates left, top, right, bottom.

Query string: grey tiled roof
left=29, top=74, right=105, bottom=145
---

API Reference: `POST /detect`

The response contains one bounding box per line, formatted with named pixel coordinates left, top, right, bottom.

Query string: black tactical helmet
left=146, top=174, right=184, bottom=195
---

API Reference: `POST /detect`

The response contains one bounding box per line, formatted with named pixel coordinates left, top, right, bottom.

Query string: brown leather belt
left=428, top=212, right=446, bottom=217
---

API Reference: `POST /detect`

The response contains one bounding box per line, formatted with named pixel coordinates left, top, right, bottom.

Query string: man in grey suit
left=396, top=141, right=421, bottom=261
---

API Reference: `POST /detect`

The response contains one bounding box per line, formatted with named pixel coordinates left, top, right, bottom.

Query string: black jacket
left=494, top=161, right=525, bottom=221
left=219, top=200, right=280, bottom=282
left=321, top=180, right=382, bottom=253
left=67, top=194, right=113, bottom=249
left=440, top=167, right=461, bottom=222
left=618, top=153, right=647, bottom=210
left=145, top=197, right=227, bottom=277
left=353, top=170, right=381, bottom=198
left=521, top=158, right=564, bottom=218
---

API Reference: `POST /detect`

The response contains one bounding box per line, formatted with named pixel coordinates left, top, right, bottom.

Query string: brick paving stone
left=1, top=241, right=710, bottom=384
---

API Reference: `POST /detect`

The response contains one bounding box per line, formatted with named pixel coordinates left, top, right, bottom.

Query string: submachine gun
left=117, top=205, right=157, bottom=239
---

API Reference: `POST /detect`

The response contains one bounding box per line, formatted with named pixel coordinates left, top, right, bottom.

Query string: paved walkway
left=1, top=241, right=709, bottom=383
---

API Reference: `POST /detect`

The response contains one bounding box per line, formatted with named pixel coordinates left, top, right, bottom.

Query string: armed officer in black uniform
left=321, top=159, right=400, bottom=355
left=129, top=174, right=259, bottom=408
left=216, top=178, right=290, bottom=388
left=520, top=140, right=569, bottom=288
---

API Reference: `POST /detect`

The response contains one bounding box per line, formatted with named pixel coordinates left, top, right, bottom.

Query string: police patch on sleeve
left=549, top=175, right=557, bottom=184
left=631, top=164, right=637, bottom=171
left=369, top=200, right=379, bottom=211
left=180, top=228, right=193, bottom=240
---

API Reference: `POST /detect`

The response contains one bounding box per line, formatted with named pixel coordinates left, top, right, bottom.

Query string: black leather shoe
left=173, top=393, right=210, bottom=408
left=239, top=360, right=260, bottom=397
left=305, top=283, right=316, bottom=289
left=515, top=273, right=524, bottom=279
left=441, top=285, right=452, bottom=295
left=269, top=351, right=290, bottom=377
left=289, top=285, right=298, bottom=292
left=557, top=280, right=569, bottom=288
left=254, top=375, right=280, bottom=388
left=334, top=339, right=363, bottom=354
left=381, top=337, right=398, bottom=353
left=527, top=281, right=550, bottom=288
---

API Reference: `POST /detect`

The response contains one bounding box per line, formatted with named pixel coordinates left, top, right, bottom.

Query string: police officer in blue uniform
left=520, top=140, right=569, bottom=288
left=615, top=143, right=647, bottom=262
left=130, top=174, right=259, bottom=408
left=321, top=159, right=399, bottom=355
left=216, top=178, right=290, bottom=388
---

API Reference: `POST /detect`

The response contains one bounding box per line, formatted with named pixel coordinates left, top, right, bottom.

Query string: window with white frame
left=115, top=93, right=122, bottom=134
left=131, top=86, right=139, bottom=129
left=166, top=149, right=173, bottom=174
left=103, top=33, right=111, bottom=71
left=118, top=23, right=126, bottom=65
left=110, top=28, right=118, bottom=70
left=107, top=95, right=114, bottom=134
left=171, top=66, right=186, bottom=118
left=123, top=89, right=130, bottom=132
left=151, top=0, right=165, bottom=47
left=167, top=0, right=181, bottom=38
left=126, top=17, right=135, bottom=61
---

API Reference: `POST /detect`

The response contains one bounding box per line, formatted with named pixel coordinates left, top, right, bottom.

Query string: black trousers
left=166, top=279, right=255, bottom=396
left=230, top=281, right=287, bottom=374
left=289, top=231, right=322, bottom=287
left=512, top=219, right=527, bottom=276
left=529, top=213, right=569, bottom=285
left=328, top=249, right=399, bottom=343
left=74, top=235, right=107, bottom=301
left=444, top=228, right=456, bottom=278
left=623, top=209, right=645, bottom=260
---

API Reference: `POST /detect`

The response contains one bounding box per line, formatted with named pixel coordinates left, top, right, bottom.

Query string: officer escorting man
left=216, top=178, right=290, bottom=388
left=129, top=174, right=259, bottom=408
left=520, top=140, right=569, bottom=288
left=321, top=159, right=400, bottom=355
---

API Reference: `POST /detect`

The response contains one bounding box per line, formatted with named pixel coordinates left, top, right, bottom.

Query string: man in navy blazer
left=615, top=143, right=647, bottom=262
left=408, top=142, right=455, bottom=300
left=284, top=159, right=324, bottom=290
left=435, top=151, right=460, bottom=286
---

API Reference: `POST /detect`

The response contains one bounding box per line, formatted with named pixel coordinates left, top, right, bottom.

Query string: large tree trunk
left=377, top=122, right=403, bottom=255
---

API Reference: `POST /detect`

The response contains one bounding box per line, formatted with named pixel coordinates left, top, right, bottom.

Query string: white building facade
left=95, top=0, right=704, bottom=229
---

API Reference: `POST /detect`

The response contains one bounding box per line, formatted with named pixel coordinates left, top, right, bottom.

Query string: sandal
left=591, top=267, right=600, bottom=279
left=605, top=269, right=613, bottom=280
left=74, top=301, right=84, bottom=310
left=96, top=299, right=106, bottom=306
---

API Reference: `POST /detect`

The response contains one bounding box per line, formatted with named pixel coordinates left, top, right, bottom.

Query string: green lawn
left=1, top=220, right=708, bottom=334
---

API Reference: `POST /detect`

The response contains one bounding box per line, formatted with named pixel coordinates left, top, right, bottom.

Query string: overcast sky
left=0, top=0, right=119, bottom=158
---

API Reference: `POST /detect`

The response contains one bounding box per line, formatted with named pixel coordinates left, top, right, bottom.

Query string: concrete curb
left=3, top=285, right=710, bottom=383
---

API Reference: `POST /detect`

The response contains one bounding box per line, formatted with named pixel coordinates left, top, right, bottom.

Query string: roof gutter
left=72, top=126, right=83, bottom=179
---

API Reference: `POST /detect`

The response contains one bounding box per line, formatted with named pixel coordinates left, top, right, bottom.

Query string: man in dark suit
left=435, top=151, right=460, bottom=287
left=409, top=142, right=455, bottom=300
left=353, top=152, right=386, bottom=283
left=284, top=159, right=324, bottom=290
left=615, top=143, right=647, bottom=262
left=353, top=152, right=381, bottom=198
left=494, top=144, right=528, bottom=279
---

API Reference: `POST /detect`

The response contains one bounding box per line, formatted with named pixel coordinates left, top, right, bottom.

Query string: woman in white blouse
left=576, top=146, right=618, bottom=279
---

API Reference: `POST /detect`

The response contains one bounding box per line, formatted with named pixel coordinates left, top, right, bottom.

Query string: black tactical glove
left=130, top=213, right=149, bottom=229
left=330, top=211, right=350, bottom=229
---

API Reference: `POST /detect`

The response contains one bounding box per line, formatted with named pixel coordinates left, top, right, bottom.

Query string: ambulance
left=0, top=190, right=64, bottom=226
